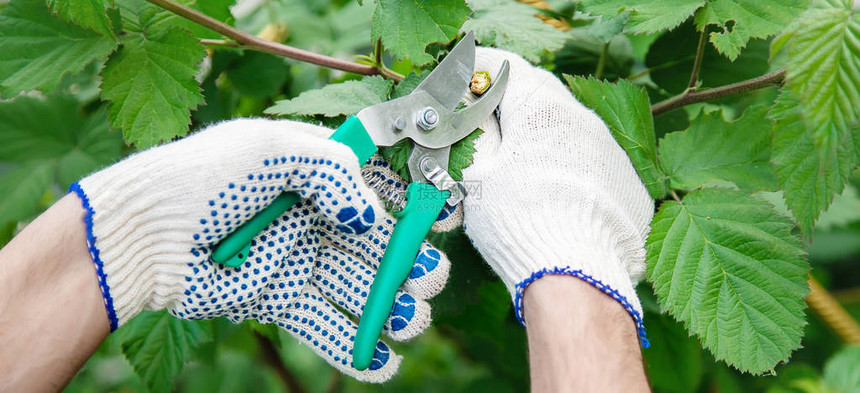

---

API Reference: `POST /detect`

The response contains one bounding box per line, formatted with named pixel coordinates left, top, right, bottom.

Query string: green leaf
left=646, top=187, right=809, bottom=374
left=784, top=1, right=860, bottom=149
left=642, top=311, right=704, bottom=393
left=0, top=161, right=55, bottom=225
left=769, top=89, right=859, bottom=236
left=0, top=93, right=119, bottom=233
left=0, top=0, right=117, bottom=97
left=379, top=139, right=413, bottom=180
left=580, top=0, right=706, bottom=35
left=645, top=21, right=770, bottom=94
left=377, top=128, right=482, bottom=182
left=0, top=95, right=122, bottom=187
left=587, top=12, right=629, bottom=44
left=47, top=0, right=116, bottom=37
left=264, top=76, right=393, bottom=117
left=55, top=107, right=120, bottom=188
left=100, top=0, right=206, bottom=148
left=391, top=70, right=429, bottom=99
left=371, top=0, right=471, bottom=65
left=565, top=75, right=668, bottom=199
left=694, top=0, right=808, bottom=60
left=461, top=0, right=567, bottom=62
left=658, top=105, right=777, bottom=191
left=823, top=346, right=860, bottom=393
left=115, top=311, right=212, bottom=393
left=224, top=51, right=289, bottom=98
left=448, top=128, right=482, bottom=181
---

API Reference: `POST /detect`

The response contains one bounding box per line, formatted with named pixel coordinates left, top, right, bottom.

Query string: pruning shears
left=210, top=32, right=510, bottom=370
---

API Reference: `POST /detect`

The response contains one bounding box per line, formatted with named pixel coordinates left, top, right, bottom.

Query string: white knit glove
left=69, top=119, right=451, bottom=382
left=462, top=48, right=654, bottom=345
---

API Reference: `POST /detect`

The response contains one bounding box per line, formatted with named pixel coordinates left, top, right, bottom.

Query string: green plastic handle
left=352, top=183, right=450, bottom=370
left=210, top=116, right=378, bottom=267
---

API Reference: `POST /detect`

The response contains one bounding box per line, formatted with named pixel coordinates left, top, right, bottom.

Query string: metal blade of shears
left=412, top=31, right=476, bottom=112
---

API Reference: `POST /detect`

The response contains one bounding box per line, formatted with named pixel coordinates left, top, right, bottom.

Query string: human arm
left=461, top=48, right=654, bottom=392
left=524, top=276, right=649, bottom=392
left=0, top=194, right=109, bottom=392
left=0, top=118, right=452, bottom=388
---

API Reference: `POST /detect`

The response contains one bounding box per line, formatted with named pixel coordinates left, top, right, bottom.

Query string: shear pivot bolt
left=417, top=107, right=438, bottom=131
left=420, top=157, right=438, bottom=173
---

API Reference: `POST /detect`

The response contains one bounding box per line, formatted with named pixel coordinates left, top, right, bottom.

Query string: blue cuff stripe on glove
left=69, top=182, right=119, bottom=332
left=513, top=267, right=650, bottom=348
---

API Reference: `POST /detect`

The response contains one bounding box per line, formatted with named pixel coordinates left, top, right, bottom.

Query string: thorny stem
left=595, top=42, right=610, bottom=80
left=688, top=29, right=707, bottom=88
left=651, top=69, right=786, bottom=116
left=146, top=0, right=403, bottom=79
left=254, top=332, right=308, bottom=393
left=670, top=190, right=682, bottom=203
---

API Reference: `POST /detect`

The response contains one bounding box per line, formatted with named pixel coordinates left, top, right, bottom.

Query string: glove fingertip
left=384, top=292, right=432, bottom=342
left=403, top=243, right=451, bottom=300
left=430, top=204, right=463, bottom=232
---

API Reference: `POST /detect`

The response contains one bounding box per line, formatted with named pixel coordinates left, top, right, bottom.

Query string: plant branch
left=373, top=39, right=404, bottom=81
left=146, top=0, right=384, bottom=77
left=627, top=68, right=650, bottom=81
left=595, top=42, right=609, bottom=80
left=688, top=29, right=707, bottom=88
left=253, top=332, right=308, bottom=393
left=807, top=276, right=860, bottom=345
left=651, top=69, right=786, bottom=116
left=200, top=38, right=240, bottom=48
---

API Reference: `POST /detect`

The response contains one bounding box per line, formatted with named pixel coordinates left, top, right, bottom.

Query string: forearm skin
left=523, top=275, right=651, bottom=393
left=0, top=194, right=109, bottom=392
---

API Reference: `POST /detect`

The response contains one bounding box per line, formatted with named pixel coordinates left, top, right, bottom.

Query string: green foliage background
left=1, top=0, right=859, bottom=391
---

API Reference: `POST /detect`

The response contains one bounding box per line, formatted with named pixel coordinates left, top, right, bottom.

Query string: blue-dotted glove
left=69, top=118, right=451, bottom=382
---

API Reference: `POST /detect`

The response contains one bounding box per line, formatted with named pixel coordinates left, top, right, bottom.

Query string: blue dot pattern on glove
left=369, top=341, right=391, bottom=371
left=409, top=248, right=441, bottom=279
left=189, top=156, right=375, bottom=251
left=310, top=241, right=422, bottom=335
left=388, top=293, right=416, bottom=332
left=70, top=122, right=452, bottom=383
left=172, top=155, right=425, bottom=375
left=335, top=206, right=375, bottom=234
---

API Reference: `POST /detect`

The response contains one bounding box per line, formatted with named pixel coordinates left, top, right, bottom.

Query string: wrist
left=512, top=264, right=648, bottom=347
left=523, top=275, right=638, bottom=332
left=523, top=275, right=650, bottom=392
left=464, top=192, right=650, bottom=345
left=0, top=194, right=110, bottom=390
